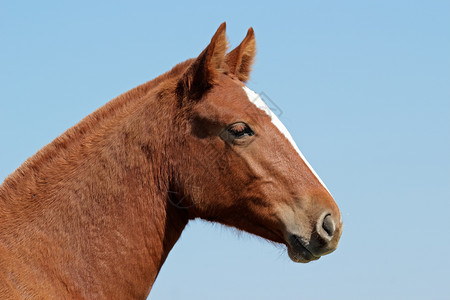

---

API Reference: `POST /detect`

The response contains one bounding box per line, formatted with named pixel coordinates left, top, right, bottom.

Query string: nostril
left=322, top=214, right=336, bottom=238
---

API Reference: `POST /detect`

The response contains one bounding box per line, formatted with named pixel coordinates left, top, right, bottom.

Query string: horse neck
left=0, top=80, right=189, bottom=298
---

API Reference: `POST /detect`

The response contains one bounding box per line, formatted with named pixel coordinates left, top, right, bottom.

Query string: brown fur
left=0, top=23, right=342, bottom=299
left=225, top=27, right=256, bottom=82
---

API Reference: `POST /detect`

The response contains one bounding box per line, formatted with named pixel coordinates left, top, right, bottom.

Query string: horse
left=0, top=23, right=342, bottom=299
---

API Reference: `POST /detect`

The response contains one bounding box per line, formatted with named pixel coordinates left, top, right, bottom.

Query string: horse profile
left=0, top=23, right=342, bottom=299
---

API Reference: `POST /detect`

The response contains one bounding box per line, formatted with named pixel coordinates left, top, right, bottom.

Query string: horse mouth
left=287, top=234, right=320, bottom=263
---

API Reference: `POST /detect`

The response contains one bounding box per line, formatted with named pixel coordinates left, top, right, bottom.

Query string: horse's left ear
left=225, top=27, right=256, bottom=82
left=177, top=22, right=228, bottom=100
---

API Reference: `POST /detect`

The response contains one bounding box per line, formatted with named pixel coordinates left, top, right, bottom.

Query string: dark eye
left=226, top=122, right=254, bottom=138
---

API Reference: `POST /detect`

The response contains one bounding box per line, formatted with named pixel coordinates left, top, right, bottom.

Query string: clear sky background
left=1, top=1, right=449, bottom=299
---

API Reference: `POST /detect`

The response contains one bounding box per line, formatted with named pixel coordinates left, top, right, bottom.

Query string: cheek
left=196, top=149, right=250, bottom=196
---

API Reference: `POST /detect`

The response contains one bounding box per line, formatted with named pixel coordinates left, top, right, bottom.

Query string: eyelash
left=227, top=122, right=254, bottom=138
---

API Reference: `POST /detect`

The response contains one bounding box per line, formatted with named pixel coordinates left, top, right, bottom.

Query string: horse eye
left=226, top=122, right=254, bottom=138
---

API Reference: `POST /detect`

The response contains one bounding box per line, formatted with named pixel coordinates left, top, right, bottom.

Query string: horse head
left=167, top=23, right=342, bottom=263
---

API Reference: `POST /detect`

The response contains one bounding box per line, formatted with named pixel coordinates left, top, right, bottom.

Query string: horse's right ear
left=177, top=22, right=228, bottom=100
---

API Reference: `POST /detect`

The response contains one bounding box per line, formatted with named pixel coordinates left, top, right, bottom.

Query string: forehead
left=202, top=76, right=272, bottom=125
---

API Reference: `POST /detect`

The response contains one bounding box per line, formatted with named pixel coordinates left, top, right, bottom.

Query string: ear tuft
left=225, top=27, right=256, bottom=82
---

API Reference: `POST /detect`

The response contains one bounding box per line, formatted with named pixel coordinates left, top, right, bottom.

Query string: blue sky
left=1, top=1, right=449, bottom=299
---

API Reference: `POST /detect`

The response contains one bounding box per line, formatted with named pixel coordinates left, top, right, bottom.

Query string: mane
left=0, top=59, right=194, bottom=196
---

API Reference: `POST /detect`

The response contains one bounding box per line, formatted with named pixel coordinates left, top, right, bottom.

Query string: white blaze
left=243, top=86, right=331, bottom=194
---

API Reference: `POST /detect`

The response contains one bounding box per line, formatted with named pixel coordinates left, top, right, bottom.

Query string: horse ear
left=177, top=22, right=228, bottom=100
left=225, top=27, right=256, bottom=82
